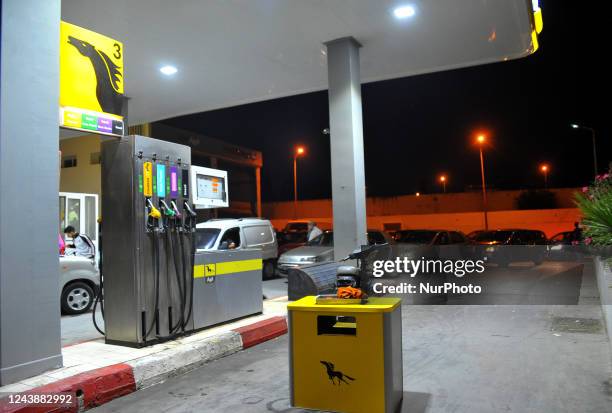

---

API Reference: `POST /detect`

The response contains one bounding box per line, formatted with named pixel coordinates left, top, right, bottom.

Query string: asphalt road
left=91, top=303, right=612, bottom=413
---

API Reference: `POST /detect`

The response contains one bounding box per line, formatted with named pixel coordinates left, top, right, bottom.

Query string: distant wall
left=269, top=208, right=582, bottom=239
left=263, top=188, right=580, bottom=219
left=59, top=135, right=101, bottom=198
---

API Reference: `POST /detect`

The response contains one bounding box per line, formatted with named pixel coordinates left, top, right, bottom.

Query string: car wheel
left=262, top=260, right=275, bottom=280
left=61, top=281, right=94, bottom=315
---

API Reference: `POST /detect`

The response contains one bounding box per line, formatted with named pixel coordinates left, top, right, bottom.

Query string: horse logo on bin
left=320, top=361, right=355, bottom=385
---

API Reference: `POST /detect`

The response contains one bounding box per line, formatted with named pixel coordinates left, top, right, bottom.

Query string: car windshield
left=396, top=230, right=437, bottom=244
left=284, top=223, right=308, bottom=232
left=474, top=231, right=513, bottom=243
left=195, top=228, right=221, bottom=249
left=307, top=232, right=334, bottom=246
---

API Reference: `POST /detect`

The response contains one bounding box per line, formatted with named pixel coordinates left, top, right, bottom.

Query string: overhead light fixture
left=393, top=5, right=416, bottom=19
left=159, top=65, right=178, bottom=76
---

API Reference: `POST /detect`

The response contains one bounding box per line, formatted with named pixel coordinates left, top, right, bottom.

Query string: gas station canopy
left=62, top=0, right=539, bottom=125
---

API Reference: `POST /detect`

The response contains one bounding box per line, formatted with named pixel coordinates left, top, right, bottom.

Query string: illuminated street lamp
left=570, top=123, right=598, bottom=178
left=475, top=133, right=489, bottom=230
left=540, top=163, right=549, bottom=188
left=293, top=146, right=306, bottom=218
left=439, top=175, right=447, bottom=193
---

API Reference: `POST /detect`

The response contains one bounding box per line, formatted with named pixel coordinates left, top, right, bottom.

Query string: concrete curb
left=0, top=316, right=288, bottom=412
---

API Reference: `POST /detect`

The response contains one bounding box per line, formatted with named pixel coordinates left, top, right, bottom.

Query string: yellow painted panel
left=531, top=30, right=539, bottom=53
left=288, top=296, right=401, bottom=313
left=291, top=310, right=386, bottom=412
left=534, top=9, right=543, bottom=34
left=143, top=162, right=153, bottom=197
left=193, top=259, right=262, bottom=278
left=60, top=21, right=124, bottom=114
left=193, top=265, right=205, bottom=279
left=216, top=259, right=262, bottom=275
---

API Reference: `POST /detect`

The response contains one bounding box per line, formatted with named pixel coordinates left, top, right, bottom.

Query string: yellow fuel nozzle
left=149, top=206, right=161, bottom=219
left=146, top=199, right=162, bottom=219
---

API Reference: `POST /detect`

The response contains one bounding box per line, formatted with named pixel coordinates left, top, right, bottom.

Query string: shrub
left=575, top=174, right=612, bottom=250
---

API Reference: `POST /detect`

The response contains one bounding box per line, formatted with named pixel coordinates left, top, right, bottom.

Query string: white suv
left=195, top=218, right=278, bottom=279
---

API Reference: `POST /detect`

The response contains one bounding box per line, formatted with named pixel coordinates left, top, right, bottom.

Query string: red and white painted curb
left=0, top=316, right=288, bottom=413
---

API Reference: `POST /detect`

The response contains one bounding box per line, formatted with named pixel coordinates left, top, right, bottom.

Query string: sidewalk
left=0, top=298, right=289, bottom=412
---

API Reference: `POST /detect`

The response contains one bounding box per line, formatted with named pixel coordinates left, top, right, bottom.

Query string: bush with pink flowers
left=576, top=173, right=612, bottom=252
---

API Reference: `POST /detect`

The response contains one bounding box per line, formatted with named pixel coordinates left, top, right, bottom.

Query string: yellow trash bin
left=288, top=296, right=403, bottom=413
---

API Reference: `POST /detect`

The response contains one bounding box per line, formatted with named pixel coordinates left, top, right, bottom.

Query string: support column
left=0, top=0, right=63, bottom=384
left=325, top=37, right=368, bottom=260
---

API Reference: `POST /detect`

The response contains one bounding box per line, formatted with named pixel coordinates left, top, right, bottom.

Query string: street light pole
left=439, top=175, right=447, bottom=193
left=293, top=146, right=305, bottom=219
left=591, top=129, right=598, bottom=177
left=293, top=154, right=298, bottom=219
left=540, top=164, right=549, bottom=189
left=571, top=124, right=598, bottom=178
left=479, top=146, right=489, bottom=230
left=475, top=134, right=489, bottom=230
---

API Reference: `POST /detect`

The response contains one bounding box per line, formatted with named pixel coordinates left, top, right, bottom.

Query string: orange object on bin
left=337, top=286, right=364, bottom=299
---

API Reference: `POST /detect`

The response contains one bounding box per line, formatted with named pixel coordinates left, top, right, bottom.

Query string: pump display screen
left=196, top=174, right=225, bottom=201
left=190, top=165, right=229, bottom=209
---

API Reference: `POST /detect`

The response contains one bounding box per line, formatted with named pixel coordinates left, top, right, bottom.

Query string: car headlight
left=485, top=246, right=495, bottom=252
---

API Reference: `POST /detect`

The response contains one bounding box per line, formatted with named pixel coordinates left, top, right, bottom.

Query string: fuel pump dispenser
left=101, top=135, right=262, bottom=347
left=101, top=135, right=196, bottom=346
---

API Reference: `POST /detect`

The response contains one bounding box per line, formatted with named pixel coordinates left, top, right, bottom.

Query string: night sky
left=162, top=1, right=610, bottom=202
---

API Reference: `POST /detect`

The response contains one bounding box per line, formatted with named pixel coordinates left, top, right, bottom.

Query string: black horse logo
left=67, top=36, right=123, bottom=115
left=320, top=361, right=355, bottom=385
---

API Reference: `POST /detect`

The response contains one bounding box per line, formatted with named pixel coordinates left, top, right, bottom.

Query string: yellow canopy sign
left=60, top=21, right=125, bottom=136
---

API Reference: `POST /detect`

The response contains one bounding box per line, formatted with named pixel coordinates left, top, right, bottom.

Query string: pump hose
left=144, top=231, right=161, bottom=340
left=92, top=233, right=105, bottom=335
left=168, top=222, right=185, bottom=333
left=181, top=230, right=196, bottom=329
left=92, top=277, right=105, bottom=335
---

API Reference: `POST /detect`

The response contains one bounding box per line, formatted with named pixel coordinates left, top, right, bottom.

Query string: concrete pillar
left=255, top=167, right=262, bottom=217
left=325, top=37, right=368, bottom=260
left=0, top=0, right=63, bottom=384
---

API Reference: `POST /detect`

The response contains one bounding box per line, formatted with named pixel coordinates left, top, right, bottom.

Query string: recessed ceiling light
left=160, top=65, right=178, bottom=75
left=393, top=5, right=416, bottom=19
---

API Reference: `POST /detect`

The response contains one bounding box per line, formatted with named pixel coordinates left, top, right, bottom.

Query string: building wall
left=263, top=188, right=580, bottom=219
left=270, top=208, right=581, bottom=238
left=59, top=134, right=101, bottom=198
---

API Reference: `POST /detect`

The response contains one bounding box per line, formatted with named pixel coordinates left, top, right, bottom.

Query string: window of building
left=62, top=155, right=77, bottom=168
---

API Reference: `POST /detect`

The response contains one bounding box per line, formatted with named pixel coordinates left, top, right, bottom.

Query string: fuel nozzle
left=146, top=198, right=161, bottom=231
left=183, top=202, right=197, bottom=232
left=159, top=199, right=174, bottom=230
left=170, top=200, right=182, bottom=218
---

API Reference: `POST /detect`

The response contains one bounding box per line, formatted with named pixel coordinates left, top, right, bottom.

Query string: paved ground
left=92, top=304, right=612, bottom=413
left=92, top=261, right=612, bottom=413
left=61, top=278, right=288, bottom=346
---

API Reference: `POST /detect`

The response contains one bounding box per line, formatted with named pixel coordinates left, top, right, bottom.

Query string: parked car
left=471, top=229, right=547, bottom=266
left=466, top=230, right=485, bottom=241
left=278, top=220, right=312, bottom=243
left=277, top=229, right=392, bottom=276
left=393, top=229, right=468, bottom=245
left=393, top=229, right=469, bottom=261
left=548, top=231, right=586, bottom=260
left=60, top=255, right=100, bottom=315
left=195, top=218, right=278, bottom=279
